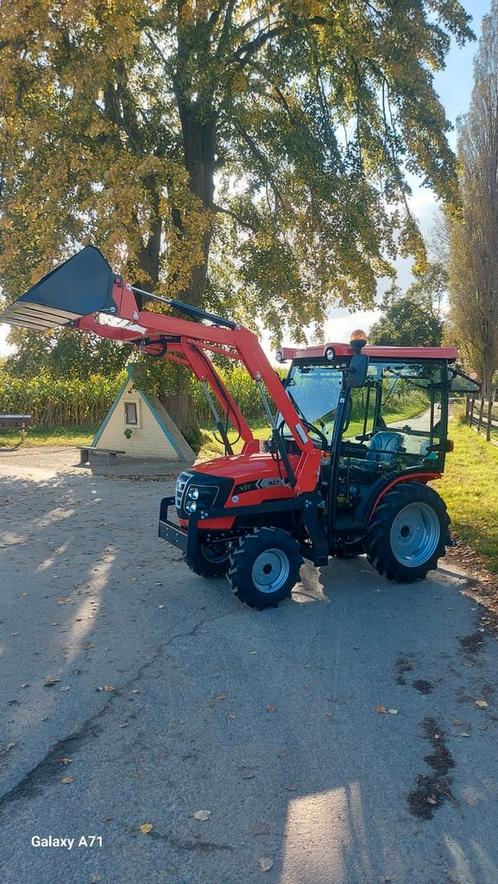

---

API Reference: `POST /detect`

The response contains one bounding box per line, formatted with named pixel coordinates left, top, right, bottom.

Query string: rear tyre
left=228, top=527, right=303, bottom=609
left=366, top=482, right=450, bottom=582
left=187, top=537, right=230, bottom=578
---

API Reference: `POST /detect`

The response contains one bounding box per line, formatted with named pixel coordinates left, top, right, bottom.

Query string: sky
left=0, top=1, right=491, bottom=359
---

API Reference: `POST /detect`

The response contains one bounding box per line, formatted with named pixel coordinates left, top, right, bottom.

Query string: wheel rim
left=251, top=548, right=290, bottom=593
left=390, top=502, right=440, bottom=568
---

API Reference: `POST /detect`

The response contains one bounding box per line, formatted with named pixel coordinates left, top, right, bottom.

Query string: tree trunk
left=137, top=178, right=162, bottom=289
left=177, top=103, right=216, bottom=305
left=162, top=387, right=202, bottom=452
left=162, top=104, right=216, bottom=449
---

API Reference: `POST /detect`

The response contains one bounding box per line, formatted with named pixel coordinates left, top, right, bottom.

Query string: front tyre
left=228, top=527, right=303, bottom=609
left=366, top=482, right=450, bottom=582
left=187, top=537, right=231, bottom=578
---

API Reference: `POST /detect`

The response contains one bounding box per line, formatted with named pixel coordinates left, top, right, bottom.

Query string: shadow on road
left=1, top=460, right=498, bottom=883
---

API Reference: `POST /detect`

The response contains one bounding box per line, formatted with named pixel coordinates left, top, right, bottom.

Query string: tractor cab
left=277, top=340, right=479, bottom=561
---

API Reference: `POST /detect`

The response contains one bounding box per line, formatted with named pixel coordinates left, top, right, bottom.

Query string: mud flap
left=0, top=246, right=116, bottom=330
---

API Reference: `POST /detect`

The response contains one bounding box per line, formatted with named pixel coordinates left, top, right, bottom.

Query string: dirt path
left=1, top=448, right=498, bottom=883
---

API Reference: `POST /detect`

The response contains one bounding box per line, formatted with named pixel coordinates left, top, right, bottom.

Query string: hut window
left=124, top=402, right=138, bottom=426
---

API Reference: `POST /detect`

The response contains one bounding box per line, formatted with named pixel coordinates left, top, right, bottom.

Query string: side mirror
left=347, top=354, right=369, bottom=388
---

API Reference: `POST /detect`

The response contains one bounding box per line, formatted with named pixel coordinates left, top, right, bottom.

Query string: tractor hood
left=0, top=246, right=116, bottom=330
left=193, top=452, right=295, bottom=484
left=177, top=451, right=297, bottom=523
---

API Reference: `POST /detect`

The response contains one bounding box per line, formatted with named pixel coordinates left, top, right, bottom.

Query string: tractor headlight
left=182, top=482, right=219, bottom=515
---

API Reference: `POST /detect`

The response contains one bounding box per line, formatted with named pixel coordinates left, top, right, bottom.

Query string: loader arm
left=0, top=246, right=320, bottom=492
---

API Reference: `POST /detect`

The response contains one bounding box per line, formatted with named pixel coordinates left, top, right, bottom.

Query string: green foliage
left=0, top=363, right=268, bottom=428
left=447, top=2, right=498, bottom=394
left=0, top=370, right=124, bottom=427
left=6, top=329, right=132, bottom=380
left=369, top=266, right=445, bottom=347
left=0, top=0, right=472, bottom=358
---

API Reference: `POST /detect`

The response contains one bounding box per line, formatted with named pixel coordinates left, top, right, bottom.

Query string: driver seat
left=365, top=431, right=404, bottom=464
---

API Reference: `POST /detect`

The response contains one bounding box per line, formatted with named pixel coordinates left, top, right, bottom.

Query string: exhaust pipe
left=0, top=246, right=116, bottom=330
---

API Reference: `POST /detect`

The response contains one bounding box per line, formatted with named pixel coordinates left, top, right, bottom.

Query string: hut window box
left=124, top=401, right=139, bottom=427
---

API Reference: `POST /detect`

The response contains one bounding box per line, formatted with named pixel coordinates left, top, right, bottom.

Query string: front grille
left=175, top=471, right=192, bottom=510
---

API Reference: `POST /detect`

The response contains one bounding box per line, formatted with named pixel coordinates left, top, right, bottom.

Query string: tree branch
left=214, top=203, right=258, bottom=231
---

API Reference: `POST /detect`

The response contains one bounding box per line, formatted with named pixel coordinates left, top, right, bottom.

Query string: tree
left=0, top=2, right=472, bottom=442
left=369, top=264, right=445, bottom=347
left=447, top=1, right=498, bottom=396
left=0, top=2, right=472, bottom=316
left=5, top=329, right=133, bottom=380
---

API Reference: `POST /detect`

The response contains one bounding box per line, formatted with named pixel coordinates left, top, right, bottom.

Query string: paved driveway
left=1, top=449, right=497, bottom=884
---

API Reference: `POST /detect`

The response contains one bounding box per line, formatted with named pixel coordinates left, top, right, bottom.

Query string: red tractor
left=1, top=247, right=479, bottom=608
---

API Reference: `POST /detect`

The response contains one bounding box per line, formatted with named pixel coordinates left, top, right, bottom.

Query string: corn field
left=0, top=367, right=269, bottom=428
left=0, top=371, right=125, bottom=427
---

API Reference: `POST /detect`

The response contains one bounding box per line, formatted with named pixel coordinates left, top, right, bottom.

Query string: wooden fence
left=466, top=391, right=498, bottom=444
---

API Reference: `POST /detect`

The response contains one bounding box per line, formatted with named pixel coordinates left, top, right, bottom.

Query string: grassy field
left=435, top=420, right=498, bottom=573
left=0, top=425, right=96, bottom=448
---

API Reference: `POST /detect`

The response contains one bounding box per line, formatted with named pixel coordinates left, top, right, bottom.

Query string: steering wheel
left=302, top=419, right=329, bottom=451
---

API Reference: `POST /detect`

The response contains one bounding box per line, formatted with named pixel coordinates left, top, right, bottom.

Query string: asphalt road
left=1, top=448, right=498, bottom=884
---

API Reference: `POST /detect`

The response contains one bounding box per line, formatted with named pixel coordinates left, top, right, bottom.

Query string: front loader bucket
left=0, top=246, right=116, bottom=330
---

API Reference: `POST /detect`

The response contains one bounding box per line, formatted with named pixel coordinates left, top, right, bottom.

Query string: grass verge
left=435, top=420, right=498, bottom=573
left=0, top=425, right=95, bottom=448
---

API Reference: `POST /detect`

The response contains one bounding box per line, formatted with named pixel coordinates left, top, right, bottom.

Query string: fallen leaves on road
left=265, top=704, right=276, bottom=713
left=59, top=757, right=72, bottom=766
left=375, top=705, right=398, bottom=715
left=259, top=857, right=274, bottom=872
left=251, top=822, right=272, bottom=835
left=60, top=775, right=75, bottom=784
left=60, top=685, right=71, bottom=692
left=193, top=810, right=211, bottom=821
left=44, top=677, right=60, bottom=687
left=138, top=823, right=153, bottom=834
left=475, top=699, right=489, bottom=709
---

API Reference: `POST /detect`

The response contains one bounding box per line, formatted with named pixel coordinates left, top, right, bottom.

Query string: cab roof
left=279, top=343, right=459, bottom=362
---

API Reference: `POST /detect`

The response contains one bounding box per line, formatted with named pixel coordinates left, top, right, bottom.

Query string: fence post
left=486, top=395, right=493, bottom=442
left=468, top=392, right=475, bottom=427
left=477, top=395, right=485, bottom=434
